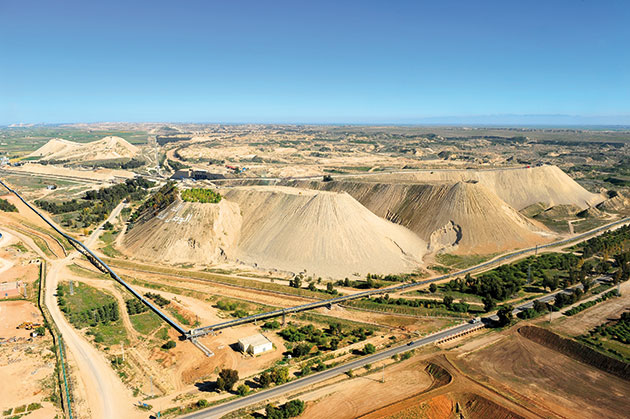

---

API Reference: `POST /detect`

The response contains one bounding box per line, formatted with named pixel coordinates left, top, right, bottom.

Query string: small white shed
left=238, top=333, right=273, bottom=355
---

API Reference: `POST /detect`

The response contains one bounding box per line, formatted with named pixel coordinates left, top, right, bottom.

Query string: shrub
left=237, top=384, right=250, bottom=396
left=363, top=343, right=376, bottom=355
left=217, top=368, right=239, bottom=392
left=162, top=340, right=176, bottom=350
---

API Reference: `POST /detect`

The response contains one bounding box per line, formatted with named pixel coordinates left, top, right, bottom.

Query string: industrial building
left=237, top=333, right=273, bottom=355
left=171, top=168, right=225, bottom=181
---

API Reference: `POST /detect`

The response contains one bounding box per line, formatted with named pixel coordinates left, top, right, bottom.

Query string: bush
left=237, top=384, right=250, bottom=396
left=145, top=292, right=170, bottom=307
left=197, top=399, right=209, bottom=408
left=363, top=343, right=376, bottom=355
left=261, top=320, right=281, bottom=330
left=162, top=340, right=176, bottom=350
left=217, top=368, right=239, bottom=392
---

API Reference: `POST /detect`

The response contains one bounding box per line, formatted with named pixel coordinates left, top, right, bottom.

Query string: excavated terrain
left=222, top=186, right=427, bottom=277
left=351, top=165, right=603, bottom=210
left=122, top=186, right=427, bottom=277
left=285, top=179, right=552, bottom=254
left=122, top=198, right=242, bottom=265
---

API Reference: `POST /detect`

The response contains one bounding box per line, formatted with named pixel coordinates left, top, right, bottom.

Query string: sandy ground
left=45, top=254, right=142, bottom=419
left=549, top=281, right=630, bottom=336
left=0, top=301, right=60, bottom=418
left=0, top=230, right=15, bottom=274
left=456, top=332, right=630, bottom=418
left=11, top=162, right=135, bottom=181
left=300, top=357, right=433, bottom=419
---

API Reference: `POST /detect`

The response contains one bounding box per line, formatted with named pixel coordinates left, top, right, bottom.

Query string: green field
left=59, top=281, right=128, bottom=345
left=435, top=253, right=495, bottom=269
left=130, top=311, right=163, bottom=335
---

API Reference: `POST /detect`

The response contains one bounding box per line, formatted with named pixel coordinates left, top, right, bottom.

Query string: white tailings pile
left=223, top=186, right=426, bottom=277
left=356, top=165, right=603, bottom=210
left=28, top=136, right=139, bottom=162
left=122, top=199, right=242, bottom=265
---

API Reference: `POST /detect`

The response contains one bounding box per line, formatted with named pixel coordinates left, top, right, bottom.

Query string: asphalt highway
left=182, top=321, right=479, bottom=419
left=182, top=272, right=615, bottom=419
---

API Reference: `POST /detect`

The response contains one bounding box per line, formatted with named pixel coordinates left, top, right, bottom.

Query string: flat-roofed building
left=237, top=333, right=273, bottom=355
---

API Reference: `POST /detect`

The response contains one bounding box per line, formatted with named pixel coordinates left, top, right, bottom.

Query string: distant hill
left=27, top=136, right=139, bottom=162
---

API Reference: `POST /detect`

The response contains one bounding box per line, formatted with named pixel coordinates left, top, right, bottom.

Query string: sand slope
left=597, top=192, right=630, bottom=213
left=223, top=186, right=427, bottom=277
left=122, top=199, right=242, bottom=265
left=286, top=180, right=552, bottom=254
left=28, top=136, right=139, bottom=162
left=358, top=165, right=603, bottom=210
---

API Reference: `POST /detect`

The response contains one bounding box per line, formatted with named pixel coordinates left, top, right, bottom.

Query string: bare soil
left=456, top=331, right=630, bottom=418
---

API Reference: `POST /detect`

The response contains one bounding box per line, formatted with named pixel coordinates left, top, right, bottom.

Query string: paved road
left=183, top=274, right=614, bottom=419
left=191, top=215, right=630, bottom=336
left=84, top=201, right=126, bottom=248
left=182, top=321, right=479, bottom=419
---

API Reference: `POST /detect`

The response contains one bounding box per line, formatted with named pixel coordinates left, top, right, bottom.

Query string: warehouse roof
left=238, top=333, right=271, bottom=347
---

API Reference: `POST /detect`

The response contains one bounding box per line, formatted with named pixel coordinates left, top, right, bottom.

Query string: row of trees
left=289, top=276, right=337, bottom=294
left=36, top=177, right=153, bottom=227
left=578, top=224, right=630, bottom=258
left=128, top=182, right=177, bottom=226
left=368, top=294, right=471, bottom=313
left=67, top=302, right=120, bottom=328
left=145, top=292, right=169, bottom=307
left=125, top=299, right=148, bottom=315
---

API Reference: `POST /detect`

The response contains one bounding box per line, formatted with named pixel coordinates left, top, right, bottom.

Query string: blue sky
left=1, top=0, right=628, bottom=125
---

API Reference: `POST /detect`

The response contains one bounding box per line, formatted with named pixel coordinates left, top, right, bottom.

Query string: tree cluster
left=145, top=292, right=170, bottom=307
left=278, top=322, right=373, bottom=352
left=36, top=177, right=153, bottom=228
left=258, top=366, right=289, bottom=388
left=216, top=368, right=239, bottom=392
left=128, top=182, right=177, bottom=226
left=125, top=299, right=148, bottom=315
left=67, top=302, right=120, bottom=328
left=180, top=188, right=222, bottom=204
left=265, top=399, right=305, bottom=419
left=578, top=224, right=630, bottom=258
left=0, top=198, right=17, bottom=212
